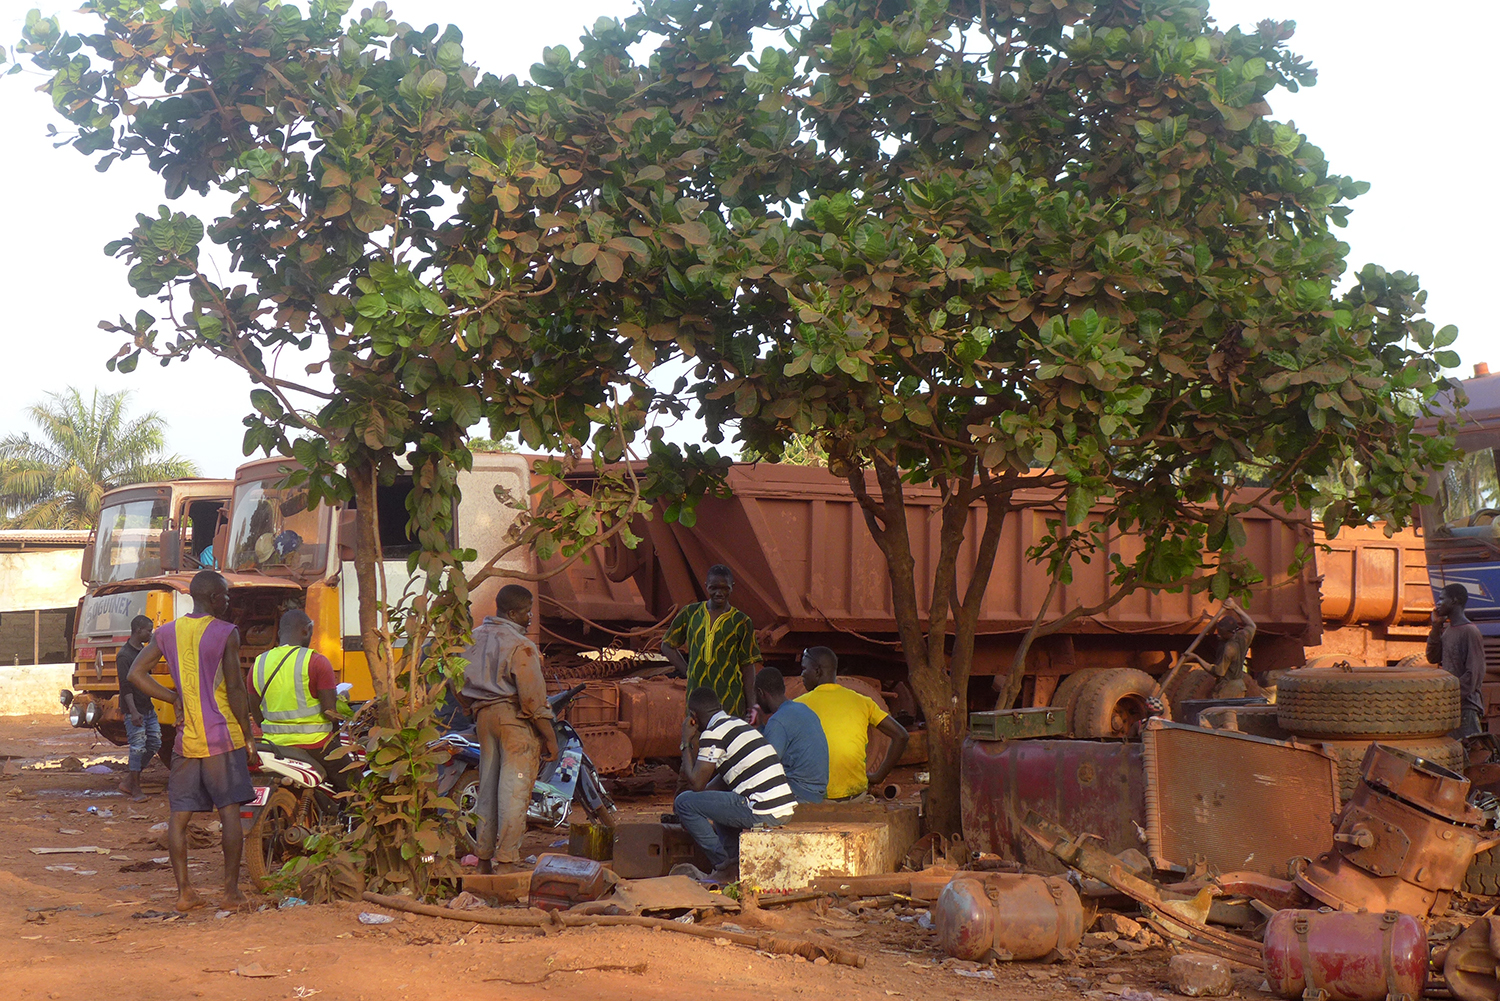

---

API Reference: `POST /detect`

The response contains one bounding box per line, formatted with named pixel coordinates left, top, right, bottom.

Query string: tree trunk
left=349, top=457, right=392, bottom=704
left=907, top=651, right=966, bottom=835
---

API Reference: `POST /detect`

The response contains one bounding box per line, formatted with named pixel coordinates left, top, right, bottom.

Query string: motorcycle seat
left=255, top=741, right=328, bottom=780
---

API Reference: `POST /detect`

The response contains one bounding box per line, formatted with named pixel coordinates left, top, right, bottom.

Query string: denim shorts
left=167, top=746, right=255, bottom=813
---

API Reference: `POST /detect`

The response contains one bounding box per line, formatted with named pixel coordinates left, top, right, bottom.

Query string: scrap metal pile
left=957, top=660, right=1500, bottom=1001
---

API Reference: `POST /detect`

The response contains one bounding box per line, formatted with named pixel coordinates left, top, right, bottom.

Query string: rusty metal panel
left=1142, top=720, right=1337, bottom=878
left=648, top=464, right=1322, bottom=652
left=960, top=737, right=1146, bottom=874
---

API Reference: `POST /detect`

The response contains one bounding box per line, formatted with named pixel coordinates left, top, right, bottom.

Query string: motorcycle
left=435, top=683, right=617, bottom=854
left=242, top=691, right=369, bottom=889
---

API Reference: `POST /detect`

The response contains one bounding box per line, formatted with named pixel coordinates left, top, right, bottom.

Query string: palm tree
left=0, top=388, right=199, bottom=529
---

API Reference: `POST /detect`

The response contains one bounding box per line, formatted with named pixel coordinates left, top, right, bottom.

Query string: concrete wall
left=0, top=663, right=72, bottom=715
left=0, top=549, right=86, bottom=611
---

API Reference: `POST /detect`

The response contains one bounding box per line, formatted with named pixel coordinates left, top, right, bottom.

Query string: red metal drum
left=1264, top=909, right=1426, bottom=1001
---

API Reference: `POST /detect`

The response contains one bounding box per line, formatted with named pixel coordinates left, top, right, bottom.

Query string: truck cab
left=65, top=479, right=232, bottom=743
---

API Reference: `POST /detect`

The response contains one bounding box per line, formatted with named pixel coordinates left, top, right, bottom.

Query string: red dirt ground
left=0, top=715, right=1273, bottom=1001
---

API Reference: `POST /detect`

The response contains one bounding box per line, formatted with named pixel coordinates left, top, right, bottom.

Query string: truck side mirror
left=159, top=529, right=181, bottom=572
left=80, top=539, right=95, bottom=583
left=213, top=523, right=229, bottom=568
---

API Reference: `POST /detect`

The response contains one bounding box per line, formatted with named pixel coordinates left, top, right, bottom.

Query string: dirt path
left=0, top=715, right=1269, bottom=1001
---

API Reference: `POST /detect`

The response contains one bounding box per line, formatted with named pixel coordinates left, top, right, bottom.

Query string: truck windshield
left=1429, top=446, right=1500, bottom=538
left=92, top=497, right=169, bottom=583
left=226, top=479, right=329, bottom=574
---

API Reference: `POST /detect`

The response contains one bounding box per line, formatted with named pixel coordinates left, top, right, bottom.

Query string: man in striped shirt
left=675, top=686, right=797, bottom=881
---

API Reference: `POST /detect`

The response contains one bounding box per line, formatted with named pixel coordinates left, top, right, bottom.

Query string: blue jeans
left=673, top=790, right=786, bottom=871
left=125, top=709, right=161, bottom=773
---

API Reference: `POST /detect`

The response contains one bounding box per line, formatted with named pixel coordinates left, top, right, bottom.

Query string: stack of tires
left=1273, top=665, right=1464, bottom=804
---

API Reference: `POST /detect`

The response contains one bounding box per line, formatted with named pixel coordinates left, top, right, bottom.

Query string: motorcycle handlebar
left=547, top=683, right=587, bottom=713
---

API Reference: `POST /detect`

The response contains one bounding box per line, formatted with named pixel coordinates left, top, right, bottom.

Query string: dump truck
left=1422, top=364, right=1500, bottom=717
left=64, top=477, right=232, bottom=748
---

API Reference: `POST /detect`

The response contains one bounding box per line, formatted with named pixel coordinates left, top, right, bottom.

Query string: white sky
left=0, top=0, right=1492, bottom=477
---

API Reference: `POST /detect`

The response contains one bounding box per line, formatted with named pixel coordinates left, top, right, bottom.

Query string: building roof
left=0, top=530, right=92, bottom=551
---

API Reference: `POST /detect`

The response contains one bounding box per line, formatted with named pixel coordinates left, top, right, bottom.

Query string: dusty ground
left=0, top=715, right=1272, bottom=1001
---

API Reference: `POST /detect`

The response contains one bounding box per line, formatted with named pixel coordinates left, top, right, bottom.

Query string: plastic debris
left=278, top=897, right=308, bottom=909
left=357, top=912, right=395, bottom=925
left=84, top=764, right=114, bottom=775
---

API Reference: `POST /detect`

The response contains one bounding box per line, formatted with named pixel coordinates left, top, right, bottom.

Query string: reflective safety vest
left=253, top=645, right=333, bottom=746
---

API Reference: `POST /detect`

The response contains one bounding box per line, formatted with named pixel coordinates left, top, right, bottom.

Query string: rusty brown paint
left=960, top=737, right=1146, bottom=874
left=541, top=463, right=1325, bottom=673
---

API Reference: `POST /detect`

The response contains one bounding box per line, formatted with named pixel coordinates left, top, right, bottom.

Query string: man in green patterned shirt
left=662, top=565, right=762, bottom=718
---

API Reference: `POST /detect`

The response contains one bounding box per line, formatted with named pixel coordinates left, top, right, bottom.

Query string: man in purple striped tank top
left=129, top=571, right=258, bottom=912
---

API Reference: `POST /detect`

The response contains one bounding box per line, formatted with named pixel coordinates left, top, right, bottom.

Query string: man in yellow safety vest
left=250, top=610, right=347, bottom=791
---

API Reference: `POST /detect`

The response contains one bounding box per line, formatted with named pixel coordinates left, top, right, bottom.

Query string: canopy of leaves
left=0, top=387, right=197, bottom=529
left=634, top=0, right=1463, bottom=601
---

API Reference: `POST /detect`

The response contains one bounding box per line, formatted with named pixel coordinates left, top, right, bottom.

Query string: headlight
left=68, top=703, right=83, bottom=727
left=83, top=702, right=99, bottom=726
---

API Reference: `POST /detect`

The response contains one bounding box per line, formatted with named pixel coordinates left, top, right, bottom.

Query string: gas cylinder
left=935, top=872, right=1085, bottom=961
left=1264, top=909, right=1426, bottom=1001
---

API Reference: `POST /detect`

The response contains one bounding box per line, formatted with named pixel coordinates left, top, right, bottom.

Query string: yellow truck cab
left=65, top=479, right=232, bottom=750
left=64, top=453, right=531, bottom=753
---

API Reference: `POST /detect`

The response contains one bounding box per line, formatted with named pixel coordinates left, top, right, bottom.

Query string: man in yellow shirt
left=795, top=646, right=908, bottom=801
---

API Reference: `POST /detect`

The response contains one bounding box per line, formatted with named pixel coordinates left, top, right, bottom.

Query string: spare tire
left=1072, top=668, right=1157, bottom=739
left=1312, top=736, right=1465, bottom=804
left=1049, top=669, right=1102, bottom=722
left=1277, top=666, right=1460, bottom=739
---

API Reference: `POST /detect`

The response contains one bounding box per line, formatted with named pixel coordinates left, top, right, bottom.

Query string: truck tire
left=1313, top=736, right=1465, bottom=803
left=1048, top=669, right=1101, bottom=721
left=1072, top=669, right=1157, bottom=739
left=1277, top=667, right=1460, bottom=739
left=1466, top=847, right=1500, bottom=896
left=1160, top=665, right=1219, bottom=721
left=245, top=788, right=299, bottom=890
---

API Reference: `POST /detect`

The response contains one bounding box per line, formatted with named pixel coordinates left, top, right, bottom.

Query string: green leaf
left=357, top=293, right=388, bottom=318
left=416, top=69, right=448, bottom=100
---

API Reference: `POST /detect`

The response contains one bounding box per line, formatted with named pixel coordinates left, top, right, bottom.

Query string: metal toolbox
left=968, top=707, right=1069, bottom=741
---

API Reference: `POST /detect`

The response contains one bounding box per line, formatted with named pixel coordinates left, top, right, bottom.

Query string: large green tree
left=0, top=387, right=197, bottom=529
left=21, top=0, right=1462, bottom=843
left=634, top=0, right=1462, bottom=832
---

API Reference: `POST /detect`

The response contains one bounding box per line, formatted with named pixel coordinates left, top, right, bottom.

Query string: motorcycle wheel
left=578, top=766, right=618, bottom=829
left=453, top=767, right=481, bottom=855
left=245, top=788, right=299, bottom=890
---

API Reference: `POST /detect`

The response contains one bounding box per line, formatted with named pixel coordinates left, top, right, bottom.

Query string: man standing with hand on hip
left=127, top=571, right=257, bottom=912
left=458, top=584, right=559, bottom=874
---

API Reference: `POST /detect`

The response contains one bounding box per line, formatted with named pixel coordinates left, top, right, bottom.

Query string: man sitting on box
left=675, top=686, right=798, bottom=882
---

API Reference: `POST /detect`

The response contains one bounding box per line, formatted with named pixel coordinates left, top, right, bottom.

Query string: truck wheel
left=245, top=788, right=299, bottom=890
left=1072, top=669, right=1157, bottom=739
left=1160, top=665, right=1218, bottom=721
left=1313, top=736, right=1465, bottom=803
left=1048, top=670, right=1101, bottom=721
left=1277, top=667, right=1460, bottom=739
